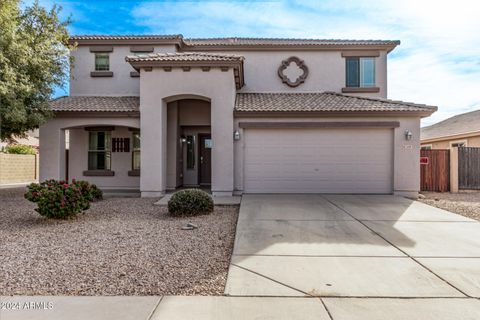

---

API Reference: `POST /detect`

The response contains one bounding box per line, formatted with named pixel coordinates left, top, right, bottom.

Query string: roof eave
left=53, top=111, right=140, bottom=118
left=421, top=130, right=480, bottom=143
left=183, top=43, right=400, bottom=52
left=126, top=59, right=245, bottom=89
left=69, top=37, right=183, bottom=46
left=234, top=110, right=435, bottom=118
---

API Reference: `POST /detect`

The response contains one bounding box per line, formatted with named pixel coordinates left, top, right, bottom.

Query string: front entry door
left=198, top=134, right=212, bottom=185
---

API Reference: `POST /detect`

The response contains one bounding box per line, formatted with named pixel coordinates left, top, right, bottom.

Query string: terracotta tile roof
left=235, top=92, right=437, bottom=113
left=125, top=52, right=244, bottom=63
left=70, top=35, right=182, bottom=41
left=421, top=109, right=480, bottom=140
left=50, top=96, right=139, bottom=112
left=184, top=37, right=400, bottom=47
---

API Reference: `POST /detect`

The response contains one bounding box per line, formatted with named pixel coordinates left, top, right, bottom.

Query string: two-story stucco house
left=40, top=35, right=437, bottom=198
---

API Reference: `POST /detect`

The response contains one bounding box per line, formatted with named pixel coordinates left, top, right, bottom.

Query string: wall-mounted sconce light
left=233, top=130, right=241, bottom=141
left=180, top=135, right=187, bottom=143
left=405, top=130, right=413, bottom=141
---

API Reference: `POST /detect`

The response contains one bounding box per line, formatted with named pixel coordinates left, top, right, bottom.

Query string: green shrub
left=24, top=180, right=102, bottom=219
left=5, top=144, right=37, bottom=155
left=168, top=189, right=214, bottom=217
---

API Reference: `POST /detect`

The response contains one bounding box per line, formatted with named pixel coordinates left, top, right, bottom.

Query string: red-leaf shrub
left=25, top=180, right=102, bottom=219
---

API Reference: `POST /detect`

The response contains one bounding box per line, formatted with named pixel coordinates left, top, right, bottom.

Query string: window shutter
left=346, top=58, right=360, bottom=87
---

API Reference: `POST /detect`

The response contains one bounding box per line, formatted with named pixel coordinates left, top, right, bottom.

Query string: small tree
left=0, top=0, right=73, bottom=141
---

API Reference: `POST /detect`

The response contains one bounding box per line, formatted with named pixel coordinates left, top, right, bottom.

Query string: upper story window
left=95, top=53, right=110, bottom=71
left=88, top=131, right=111, bottom=170
left=346, top=57, right=375, bottom=88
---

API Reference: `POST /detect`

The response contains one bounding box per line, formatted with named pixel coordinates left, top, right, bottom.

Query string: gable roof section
left=126, top=52, right=245, bottom=89
left=235, top=92, right=437, bottom=116
left=421, top=109, right=480, bottom=141
left=50, top=96, right=139, bottom=113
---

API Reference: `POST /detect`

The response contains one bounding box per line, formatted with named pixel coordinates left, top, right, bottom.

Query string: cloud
left=130, top=0, right=480, bottom=126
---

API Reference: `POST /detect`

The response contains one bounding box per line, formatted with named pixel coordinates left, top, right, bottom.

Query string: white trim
left=450, top=140, right=467, bottom=148
left=421, top=144, right=432, bottom=150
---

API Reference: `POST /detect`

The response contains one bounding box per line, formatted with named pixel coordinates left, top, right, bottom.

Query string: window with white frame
left=421, top=145, right=432, bottom=150
left=346, top=57, right=375, bottom=87
left=88, top=131, right=111, bottom=170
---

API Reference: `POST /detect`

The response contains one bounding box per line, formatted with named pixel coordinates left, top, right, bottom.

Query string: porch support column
left=140, top=99, right=167, bottom=197
left=39, top=124, right=66, bottom=181
left=211, top=96, right=235, bottom=197
left=166, top=102, right=179, bottom=190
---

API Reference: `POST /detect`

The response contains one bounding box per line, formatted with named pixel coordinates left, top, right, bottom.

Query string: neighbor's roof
left=125, top=52, right=244, bottom=63
left=421, top=109, right=480, bottom=141
left=50, top=96, right=139, bottom=113
left=235, top=92, right=437, bottom=114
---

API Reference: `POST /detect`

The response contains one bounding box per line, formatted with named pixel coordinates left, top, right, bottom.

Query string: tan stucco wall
left=70, top=46, right=387, bottom=98
left=68, top=126, right=140, bottom=189
left=139, top=68, right=235, bottom=197
left=234, top=116, right=421, bottom=196
left=70, top=45, right=177, bottom=96
left=422, top=135, right=480, bottom=149
left=39, top=116, right=140, bottom=187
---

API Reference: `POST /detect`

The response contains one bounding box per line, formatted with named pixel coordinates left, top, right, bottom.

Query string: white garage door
left=244, top=128, right=393, bottom=194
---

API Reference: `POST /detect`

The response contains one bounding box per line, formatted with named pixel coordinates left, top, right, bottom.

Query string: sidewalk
left=1, top=296, right=479, bottom=320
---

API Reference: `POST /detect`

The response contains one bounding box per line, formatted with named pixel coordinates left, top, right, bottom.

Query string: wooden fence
left=420, top=149, right=450, bottom=192
left=458, top=147, right=480, bottom=189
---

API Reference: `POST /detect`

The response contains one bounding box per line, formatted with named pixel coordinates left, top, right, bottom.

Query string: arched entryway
left=165, top=97, right=212, bottom=190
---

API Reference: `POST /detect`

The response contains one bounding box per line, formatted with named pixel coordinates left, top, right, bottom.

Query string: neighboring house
left=421, top=110, right=480, bottom=149
left=0, top=129, right=39, bottom=151
left=40, top=35, right=436, bottom=197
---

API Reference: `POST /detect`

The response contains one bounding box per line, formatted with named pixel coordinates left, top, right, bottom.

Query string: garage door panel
left=244, top=128, right=393, bottom=194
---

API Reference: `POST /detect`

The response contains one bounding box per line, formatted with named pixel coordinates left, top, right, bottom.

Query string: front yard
left=0, top=188, right=238, bottom=295
left=419, top=190, right=480, bottom=221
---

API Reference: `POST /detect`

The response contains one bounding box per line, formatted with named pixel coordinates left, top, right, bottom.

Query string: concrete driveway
left=225, top=194, right=480, bottom=318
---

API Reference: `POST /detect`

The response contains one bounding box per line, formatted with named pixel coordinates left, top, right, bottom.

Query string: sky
left=30, top=0, right=480, bottom=126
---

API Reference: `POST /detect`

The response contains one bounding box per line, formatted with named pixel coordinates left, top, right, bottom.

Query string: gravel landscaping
left=0, top=188, right=239, bottom=295
left=419, top=190, right=480, bottom=221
